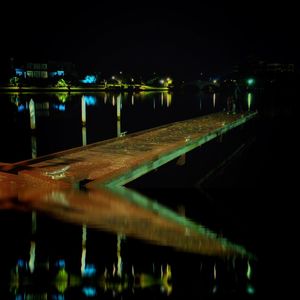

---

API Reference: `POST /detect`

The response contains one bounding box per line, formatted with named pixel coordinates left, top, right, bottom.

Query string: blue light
left=83, top=264, right=96, bottom=277
left=17, top=259, right=25, bottom=267
left=15, top=295, right=23, bottom=300
left=18, top=104, right=25, bottom=112
left=82, top=287, right=96, bottom=297
left=49, top=70, right=65, bottom=77
left=55, top=259, right=66, bottom=268
left=81, top=75, right=97, bottom=84
left=53, top=104, right=66, bottom=111
left=59, top=105, right=65, bottom=111
left=52, top=295, right=65, bottom=300
left=15, top=68, right=25, bottom=76
left=84, top=95, right=96, bottom=106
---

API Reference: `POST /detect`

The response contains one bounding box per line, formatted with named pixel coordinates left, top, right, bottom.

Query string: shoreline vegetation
left=0, top=84, right=171, bottom=93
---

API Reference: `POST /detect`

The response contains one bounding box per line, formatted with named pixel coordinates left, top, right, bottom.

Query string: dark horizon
left=1, top=1, right=298, bottom=77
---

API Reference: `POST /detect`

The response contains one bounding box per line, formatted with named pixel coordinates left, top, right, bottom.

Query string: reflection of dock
left=1, top=181, right=254, bottom=258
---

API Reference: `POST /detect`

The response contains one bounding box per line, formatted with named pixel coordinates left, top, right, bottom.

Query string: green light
left=247, top=284, right=255, bottom=295
left=247, top=93, right=252, bottom=111
left=57, top=93, right=69, bottom=102
left=247, top=78, right=255, bottom=86
left=55, top=268, right=68, bottom=293
left=246, top=260, right=252, bottom=279
left=56, top=78, right=68, bottom=87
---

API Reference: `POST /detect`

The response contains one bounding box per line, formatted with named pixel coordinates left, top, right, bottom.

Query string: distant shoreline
left=0, top=85, right=171, bottom=93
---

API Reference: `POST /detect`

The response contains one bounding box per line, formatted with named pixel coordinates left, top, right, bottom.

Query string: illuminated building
left=12, top=60, right=77, bottom=79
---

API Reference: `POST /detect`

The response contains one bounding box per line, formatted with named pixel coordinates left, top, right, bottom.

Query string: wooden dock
left=0, top=111, right=258, bottom=258
left=2, top=111, right=257, bottom=189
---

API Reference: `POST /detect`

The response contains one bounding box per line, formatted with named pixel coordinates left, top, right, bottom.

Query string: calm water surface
left=0, top=89, right=267, bottom=299
left=0, top=91, right=254, bottom=162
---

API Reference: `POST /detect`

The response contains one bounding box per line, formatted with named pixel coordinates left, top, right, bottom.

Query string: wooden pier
left=0, top=111, right=258, bottom=258
left=1, top=111, right=257, bottom=189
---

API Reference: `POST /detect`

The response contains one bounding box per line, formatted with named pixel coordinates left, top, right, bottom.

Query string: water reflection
left=31, top=135, right=37, bottom=159
left=29, top=99, right=36, bottom=130
left=82, top=126, right=87, bottom=146
left=1, top=187, right=256, bottom=299
left=248, top=92, right=253, bottom=111
left=112, top=94, right=115, bottom=106
left=56, top=92, right=69, bottom=103
left=81, top=96, right=87, bottom=145
left=213, top=93, right=216, bottom=108
left=53, top=103, right=65, bottom=111
left=116, top=95, right=121, bottom=138
left=0, top=90, right=254, bottom=163
left=0, top=181, right=254, bottom=257
left=199, top=96, right=202, bottom=111
left=81, top=95, right=86, bottom=126
left=117, top=119, right=121, bottom=138
left=83, top=95, right=97, bottom=106
left=166, top=92, right=172, bottom=107
left=81, top=224, right=87, bottom=276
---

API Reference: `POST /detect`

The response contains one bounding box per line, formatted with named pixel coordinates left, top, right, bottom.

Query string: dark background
left=1, top=0, right=298, bottom=77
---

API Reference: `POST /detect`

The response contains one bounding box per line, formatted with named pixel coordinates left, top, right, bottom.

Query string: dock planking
left=3, top=111, right=257, bottom=189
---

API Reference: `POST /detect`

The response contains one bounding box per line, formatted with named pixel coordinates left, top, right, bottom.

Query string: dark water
left=0, top=86, right=297, bottom=299
left=0, top=92, right=227, bottom=162
left=0, top=90, right=251, bottom=162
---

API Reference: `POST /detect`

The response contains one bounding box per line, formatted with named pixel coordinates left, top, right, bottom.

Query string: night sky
left=1, top=0, right=298, bottom=77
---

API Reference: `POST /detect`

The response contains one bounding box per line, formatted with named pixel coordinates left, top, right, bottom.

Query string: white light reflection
left=117, top=94, right=121, bottom=120
left=117, top=234, right=122, bottom=277
left=29, top=99, right=36, bottom=130
left=246, top=260, right=252, bottom=280
left=213, top=263, right=217, bottom=280
left=81, top=96, right=86, bottom=126
left=81, top=96, right=87, bottom=145
left=117, top=94, right=122, bottom=137
left=117, top=120, right=121, bottom=137
left=29, top=241, right=36, bottom=273
left=81, top=225, right=87, bottom=276
left=29, top=211, right=37, bottom=274
left=82, top=126, right=87, bottom=146
left=213, top=93, right=216, bottom=108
